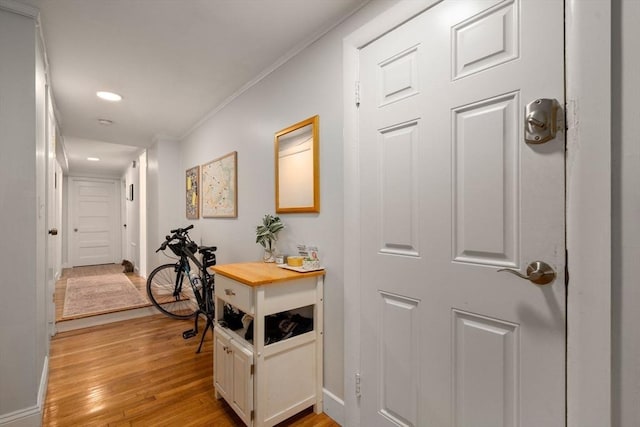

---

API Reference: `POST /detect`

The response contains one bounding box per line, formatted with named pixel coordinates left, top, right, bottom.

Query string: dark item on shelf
left=280, top=314, right=313, bottom=340
left=244, top=312, right=313, bottom=345
left=223, top=304, right=244, bottom=330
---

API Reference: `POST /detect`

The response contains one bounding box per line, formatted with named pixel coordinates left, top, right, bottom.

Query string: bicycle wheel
left=147, top=263, right=198, bottom=319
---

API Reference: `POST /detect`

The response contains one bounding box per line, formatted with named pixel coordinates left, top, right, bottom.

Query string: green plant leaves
left=255, top=214, right=284, bottom=249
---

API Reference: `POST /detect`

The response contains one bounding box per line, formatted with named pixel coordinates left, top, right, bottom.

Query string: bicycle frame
left=179, top=244, right=215, bottom=352
left=151, top=225, right=216, bottom=353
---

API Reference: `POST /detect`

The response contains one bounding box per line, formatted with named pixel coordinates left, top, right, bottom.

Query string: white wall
left=612, top=0, right=640, bottom=425
left=146, top=137, right=182, bottom=271
left=0, top=4, right=49, bottom=425
left=177, top=0, right=396, bottom=402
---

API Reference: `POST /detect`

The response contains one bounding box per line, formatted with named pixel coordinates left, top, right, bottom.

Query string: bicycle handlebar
left=170, top=224, right=194, bottom=234
left=156, top=225, right=194, bottom=253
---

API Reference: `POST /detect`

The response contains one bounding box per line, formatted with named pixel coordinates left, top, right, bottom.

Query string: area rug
left=63, top=273, right=149, bottom=319
left=63, top=263, right=123, bottom=278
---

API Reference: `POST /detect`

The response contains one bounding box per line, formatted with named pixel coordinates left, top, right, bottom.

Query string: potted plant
left=255, top=214, right=285, bottom=262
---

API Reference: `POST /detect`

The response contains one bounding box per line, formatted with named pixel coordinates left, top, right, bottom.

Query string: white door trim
left=343, top=1, right=612, bottom=426
left=565, top=1, right=611, bottom=426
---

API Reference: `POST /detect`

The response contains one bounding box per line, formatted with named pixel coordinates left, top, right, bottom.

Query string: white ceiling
left=31, top=0, right=368, bottom=176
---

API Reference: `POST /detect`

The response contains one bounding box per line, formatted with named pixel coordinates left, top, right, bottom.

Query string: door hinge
left=355, top=81, right=361, bottom=107
left=250, top=410, right=254, bottom=420
left=355, top=373, right=361, bottom=397
left=250, top=364, right=254, bottom=375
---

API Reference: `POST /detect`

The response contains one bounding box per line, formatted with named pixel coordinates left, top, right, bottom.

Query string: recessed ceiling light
left=98, top=118, right=114, bottom=125
left=87, top=157, right=100, bottom=162
left=96, top=91, right=122, bottom=102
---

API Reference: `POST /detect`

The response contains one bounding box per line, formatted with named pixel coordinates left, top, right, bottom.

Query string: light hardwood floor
left=45, top=267, right=339, bottom=426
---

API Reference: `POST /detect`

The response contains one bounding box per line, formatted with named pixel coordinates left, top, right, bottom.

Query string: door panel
left=231, top=340, right=254, bottom=425
left=70, top=178, right=119, bottom=266
left=452, top=1, right=518, bottom=80
left=378, top=291, right=420, bottom=426
left=358, top=1, right=565, bottom=426
left=214, top=328, right=232, bottom=400
left=379, top=121, right=420, bottom=257
left=453, top=309, right=519, bottom=427
left=452, top=92, right=519, bottom=267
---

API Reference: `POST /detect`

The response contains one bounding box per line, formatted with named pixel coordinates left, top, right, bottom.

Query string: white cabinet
left=213, top=328, right=233, bottom=399
left=212, top=262, right=325, bottom=427
left=214, top=327, right=254, bottom=425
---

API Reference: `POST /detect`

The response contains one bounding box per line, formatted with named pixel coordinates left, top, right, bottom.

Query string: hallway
left=44, top=313, right=337, bottom=426
left=46, top=265, right=338, bottom=425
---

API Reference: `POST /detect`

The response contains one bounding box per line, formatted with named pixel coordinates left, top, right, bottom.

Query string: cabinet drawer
left=216, top=275, right=254, bottom=315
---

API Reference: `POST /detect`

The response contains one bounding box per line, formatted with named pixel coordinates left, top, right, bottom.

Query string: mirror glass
left=275, top=115, right=319, bottom=213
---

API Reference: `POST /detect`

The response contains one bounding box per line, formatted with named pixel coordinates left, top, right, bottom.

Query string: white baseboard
left=38, top=355, right=49, bottom=410
left=0, top=407, right=41, bottom=427
left=0, top=356, right=49, bottom=426
left=323, top=388, right=345, bottom=426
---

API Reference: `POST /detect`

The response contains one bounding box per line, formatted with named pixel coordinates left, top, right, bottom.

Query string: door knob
left=48, top=228, right=58, bottom=236
left=497, top=261, right=556, bottom=285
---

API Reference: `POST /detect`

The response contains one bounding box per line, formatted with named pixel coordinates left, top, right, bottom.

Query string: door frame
left=342, top=1, right=611, bottom=426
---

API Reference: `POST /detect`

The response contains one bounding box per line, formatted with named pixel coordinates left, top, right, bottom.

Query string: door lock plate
left=524, top=98, right=560, bottom=144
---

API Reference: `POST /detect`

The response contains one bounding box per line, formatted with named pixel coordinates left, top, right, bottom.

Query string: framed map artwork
left=201, top=151, right=237, bottom=218
left=185, top=165, right=199, bottom=219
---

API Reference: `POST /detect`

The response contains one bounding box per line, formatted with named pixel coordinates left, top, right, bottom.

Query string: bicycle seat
left=199, top=246, right=217, bottom=255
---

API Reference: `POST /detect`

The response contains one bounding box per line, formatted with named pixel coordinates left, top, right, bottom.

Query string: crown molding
left=0, top=0, right=38, bottom=18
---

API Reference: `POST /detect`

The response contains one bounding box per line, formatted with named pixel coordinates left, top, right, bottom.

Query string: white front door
left=357, top=0, right=565, bottom=426
left=69, top=178, right=120, bottom=266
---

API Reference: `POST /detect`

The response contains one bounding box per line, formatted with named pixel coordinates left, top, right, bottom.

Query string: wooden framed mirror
left=275, top=115, right=320, bottom=213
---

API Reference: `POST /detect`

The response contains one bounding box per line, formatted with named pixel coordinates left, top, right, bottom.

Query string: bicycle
left=146, top=225, right=216, bottom=353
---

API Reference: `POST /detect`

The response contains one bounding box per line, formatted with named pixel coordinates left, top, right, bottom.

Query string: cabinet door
left=214, top=328, right=233, bottom=401
left=231, top=340, right=254, bottom=426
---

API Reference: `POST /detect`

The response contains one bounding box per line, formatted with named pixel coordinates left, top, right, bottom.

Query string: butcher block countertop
left=212, top=261, right=324, bottom=287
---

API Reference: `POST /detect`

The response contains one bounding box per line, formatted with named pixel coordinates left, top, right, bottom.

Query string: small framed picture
left=186, top=165, right=200, bottom=219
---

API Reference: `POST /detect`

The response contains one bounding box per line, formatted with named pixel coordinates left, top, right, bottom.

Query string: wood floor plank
left=44, top=268, right=339, bottom=426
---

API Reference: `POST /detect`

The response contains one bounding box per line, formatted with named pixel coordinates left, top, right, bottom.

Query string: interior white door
left=46, top=100, right=57, bottom=336
left=358, top=1, right=565, bottom=426
left=70, top=178, right=120, bottom=266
